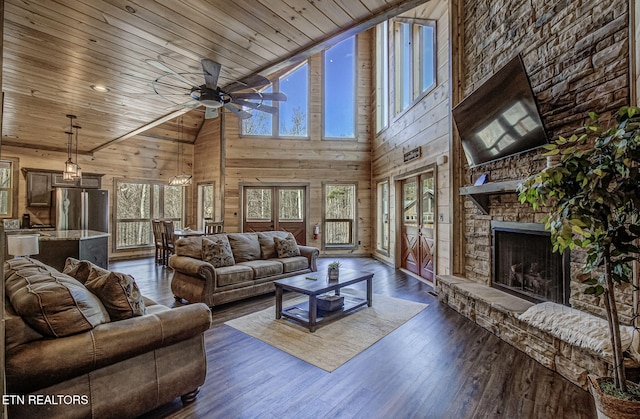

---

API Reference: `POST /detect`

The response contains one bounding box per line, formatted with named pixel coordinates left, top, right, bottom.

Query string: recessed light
left=125, top=5, right=136, bottom=13
left=90, top=84, right=111, bottom=93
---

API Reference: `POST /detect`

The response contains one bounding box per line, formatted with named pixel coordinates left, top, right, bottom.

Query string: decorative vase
left=327, top=267, right=339, bottom=281
left=588, top=374, right=640, bottom=419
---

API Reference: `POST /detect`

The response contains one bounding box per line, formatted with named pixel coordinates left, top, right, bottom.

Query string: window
left=394, top=19, right=436, bottom=115
left=376, top=22, right=389, bottom=133
left=241, top=61, right=309, bottom=137
left=323, top=183, right=357, bottom=248
left=376, top=180, right=390, bottom=253
left=197, top=182, right=214, bottom=230
left=115, top=180, right=184, bottom=249
left=0, top=159, right=18, bottom=219
left=324, top=36, right=356, bottom=139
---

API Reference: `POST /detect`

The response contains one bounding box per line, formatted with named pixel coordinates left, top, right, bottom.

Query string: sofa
left=4, top=257, right=211, bottom=419
left=169, top=231, right=319, bottom=307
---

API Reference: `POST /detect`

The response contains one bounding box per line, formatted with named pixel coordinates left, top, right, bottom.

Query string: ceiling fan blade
left=201, top=59, right=222, bottom=90
left=230, top=92, right=287, bottom=102
left=205, top=107, right=219, bottom=119
left=223, top=103, right=253, bottom=119
left=224, top=74, right=271, bottom=93
left=146, top=59, right=197, bottom=88
left=232, top=99, right=278, bottom=114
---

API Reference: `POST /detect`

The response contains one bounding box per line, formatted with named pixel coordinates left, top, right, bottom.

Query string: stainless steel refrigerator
left=53, top=188, right=109, bottom=232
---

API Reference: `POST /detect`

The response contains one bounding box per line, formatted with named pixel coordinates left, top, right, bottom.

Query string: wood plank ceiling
left=2, top=0, right=426, bottom=155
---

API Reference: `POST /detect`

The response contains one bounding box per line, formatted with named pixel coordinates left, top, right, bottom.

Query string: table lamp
left=7, top=234, right=40, bottom=258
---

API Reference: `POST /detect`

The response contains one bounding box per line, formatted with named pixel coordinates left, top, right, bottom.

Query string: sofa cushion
left=274, top=234, right=301, bottom=258
left=202, top=235, right=235, bottom=268
left=227, top=233, right=261, bottom=263
left=86, top=266, right=146, bottom=321
left=4, top=258, right=110, bottom=337
left=276, top=256, right=310, bottom=273
left=238, top=260, right=283, bottom=279
left=257, top=231, right=291, bottom=259
left=215, top=264, right=254, bottom=287
left=175, top=236, right=204, bottom=259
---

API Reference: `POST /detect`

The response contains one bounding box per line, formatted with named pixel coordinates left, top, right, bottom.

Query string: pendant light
left=168, top=116, right=192, bottom=186
left=72, top=124, right=82, bottom=179
left=63, top=114, right=77, bottom=180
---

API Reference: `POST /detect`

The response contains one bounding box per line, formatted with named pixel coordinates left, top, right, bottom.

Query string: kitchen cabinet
left=27, top=172, right=52, bottom=207
left=51, top=173, right=102, bottom=189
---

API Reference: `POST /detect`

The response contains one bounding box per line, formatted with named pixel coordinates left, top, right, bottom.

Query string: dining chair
left=162, top=220, right=176, bottom=266
left=152, top=219, right=165, bottom=265
left=204, top=221, right=224, bottom=235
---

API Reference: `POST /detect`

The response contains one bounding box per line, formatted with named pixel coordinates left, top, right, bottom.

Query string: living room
left=2, top=0, right=640, bottom=418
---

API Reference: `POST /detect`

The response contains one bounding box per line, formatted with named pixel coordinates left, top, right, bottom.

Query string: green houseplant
left=518, top=106, right=640, bottom=415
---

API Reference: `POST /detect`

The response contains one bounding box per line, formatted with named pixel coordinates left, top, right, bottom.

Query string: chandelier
left=168, top=115, right=192, bottom=186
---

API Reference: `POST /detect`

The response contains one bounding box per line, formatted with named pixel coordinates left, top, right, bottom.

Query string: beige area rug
left=224, top=290, right=428, bottom=372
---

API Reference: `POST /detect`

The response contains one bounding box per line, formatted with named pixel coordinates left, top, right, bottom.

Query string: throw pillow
left=5, top=258, right=110, bottom=337
left=227, top=233, right=260, bottom=263
left=85, top=267, right=146, bottom=321
left=62, top=257, right=93, bottom=283
left=274, top=235, right=301, bottom=258
left=202, top=236, right=235, bottom=268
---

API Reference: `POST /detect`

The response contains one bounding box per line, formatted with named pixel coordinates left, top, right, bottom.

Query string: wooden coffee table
left=274, top=269, right=374, bottom=332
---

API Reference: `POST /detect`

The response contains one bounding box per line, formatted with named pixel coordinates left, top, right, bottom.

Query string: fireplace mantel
left=459, top=179, right=524, bottom=214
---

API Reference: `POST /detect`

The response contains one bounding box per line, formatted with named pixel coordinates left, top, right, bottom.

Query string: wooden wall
left=1, top=130, right=194, bottom=261
left=214, top=31, right=373, bottom=255
left=192, top=116, right=223, bottom=226
left=371, top=0, right=452, bottom=275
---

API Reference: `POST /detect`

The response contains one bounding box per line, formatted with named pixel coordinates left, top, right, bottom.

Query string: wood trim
left=2, top=140, right=95, bottom=156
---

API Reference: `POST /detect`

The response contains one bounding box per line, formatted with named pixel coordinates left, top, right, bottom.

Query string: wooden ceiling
left=2, top=0, right=426, bottom=155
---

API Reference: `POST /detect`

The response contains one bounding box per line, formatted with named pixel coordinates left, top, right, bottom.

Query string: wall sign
left=404, top=147, right=421, bottom=163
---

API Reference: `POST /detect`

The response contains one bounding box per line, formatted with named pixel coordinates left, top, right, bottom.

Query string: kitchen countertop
left=6, top=230, right=110, bottom=241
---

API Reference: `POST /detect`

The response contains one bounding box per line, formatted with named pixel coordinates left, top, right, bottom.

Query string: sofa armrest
left=298, top=245, right=319, bottom=272
left=170, top=255, right=216, bottom=279
left=6, top=303, right=211, bottom=394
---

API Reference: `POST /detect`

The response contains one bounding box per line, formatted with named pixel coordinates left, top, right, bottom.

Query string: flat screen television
left=452, top=55, right=549, bottom=167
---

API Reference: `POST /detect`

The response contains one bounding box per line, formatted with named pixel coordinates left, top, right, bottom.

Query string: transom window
left=323, top=183, right=357, bottom=249
left=393, top=18, right=436, bottom=115
left=324, top=36, right=357, bottom=139
left=241, top=61, right=309, bottom=137
left=115, top=180, right=184, bottom=250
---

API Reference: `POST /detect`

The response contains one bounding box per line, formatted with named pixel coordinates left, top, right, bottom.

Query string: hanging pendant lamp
left=72, top=124, right=82, bottom=179
left=63, top=114, right=77, bottom=180
left=169, top=115, right=192, bottom=186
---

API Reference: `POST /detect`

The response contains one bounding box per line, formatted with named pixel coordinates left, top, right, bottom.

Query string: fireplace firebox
left=491, top=221, right=570, bottom=305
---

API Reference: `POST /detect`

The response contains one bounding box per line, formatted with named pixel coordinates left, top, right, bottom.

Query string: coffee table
left=274, top=269, right=374, bottom=332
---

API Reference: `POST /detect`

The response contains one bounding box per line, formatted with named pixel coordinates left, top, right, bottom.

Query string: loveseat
left=4, top=257, right=211, bottom=419
left=169, top=231, right=319, bottom=307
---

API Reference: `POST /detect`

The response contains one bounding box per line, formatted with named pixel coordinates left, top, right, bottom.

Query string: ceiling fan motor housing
left=191, top=86, right=227, bottom=108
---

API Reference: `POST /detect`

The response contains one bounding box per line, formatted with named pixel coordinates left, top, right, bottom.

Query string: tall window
left=115, top=180, right=184, bottom=249
left=323, top=183, right=357, bottom=248
left=394, top=19, right=436, bottom=115
left=0, top=160, right=18, bottom=218
left=242, top=61, right=309, bottom=137
left=376, top=22, right=389, bottom=133
left=324, top=36, right=356, bottom=139
left=376, top=180, right=390, bottom=253
left=197, top=182, right=214, bottom=230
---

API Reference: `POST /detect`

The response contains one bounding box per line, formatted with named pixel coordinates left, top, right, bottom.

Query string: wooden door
left=243, top=186, right=307, bottom=245
left=400, top=173, right=435, bottom=282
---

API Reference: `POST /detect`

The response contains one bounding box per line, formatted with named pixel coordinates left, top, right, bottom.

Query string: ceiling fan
left=146, top=58, right=287, bottom=119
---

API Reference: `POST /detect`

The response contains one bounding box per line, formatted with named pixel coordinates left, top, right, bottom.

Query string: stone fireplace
left=491, top=221, right=569, bottom=305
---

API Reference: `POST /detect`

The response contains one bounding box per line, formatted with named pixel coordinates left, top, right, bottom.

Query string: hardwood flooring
left=111, top=257, right=596, bottom=419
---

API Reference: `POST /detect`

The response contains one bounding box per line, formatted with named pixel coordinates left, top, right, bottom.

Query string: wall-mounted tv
left=452, top=55, right=549, bottom=167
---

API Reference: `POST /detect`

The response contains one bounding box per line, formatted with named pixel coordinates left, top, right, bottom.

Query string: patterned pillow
left=86, top=267, right=146, bottom=321
left=274, top=235, right=301, bottom=258
left=202, top=236, right=236, bottom=268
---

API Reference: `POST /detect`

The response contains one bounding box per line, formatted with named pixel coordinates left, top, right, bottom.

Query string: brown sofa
left=4, top=257, right=211, bottom=419
left=169, top=231, right=319, bottom=307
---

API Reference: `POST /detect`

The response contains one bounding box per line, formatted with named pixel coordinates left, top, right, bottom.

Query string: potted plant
left=327, top=261, right=341, bottom=281
left=518, top=106, right=640, bottom=417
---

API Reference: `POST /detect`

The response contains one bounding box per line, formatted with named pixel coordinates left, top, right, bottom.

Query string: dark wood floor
left=111, top=257, right=596, bottom=419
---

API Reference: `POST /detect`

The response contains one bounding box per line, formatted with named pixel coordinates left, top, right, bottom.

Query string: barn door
left=243, top=186, right=307, bottom=245
left=400, top=172, right=435, bottom=282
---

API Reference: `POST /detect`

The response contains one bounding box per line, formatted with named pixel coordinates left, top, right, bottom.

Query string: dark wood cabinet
left=27, top=172, right=52, bottom=207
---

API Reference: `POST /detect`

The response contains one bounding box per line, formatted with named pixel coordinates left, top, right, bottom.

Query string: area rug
left=224, top=290, right=428, bottom=372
